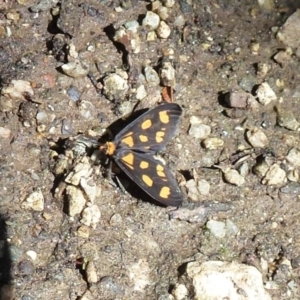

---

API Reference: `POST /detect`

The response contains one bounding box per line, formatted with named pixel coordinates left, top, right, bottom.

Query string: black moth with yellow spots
left=101, top=103, right=183, bottom=206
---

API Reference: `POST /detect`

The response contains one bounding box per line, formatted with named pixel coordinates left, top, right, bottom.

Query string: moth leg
left=115, top=175, right=128, bottom=195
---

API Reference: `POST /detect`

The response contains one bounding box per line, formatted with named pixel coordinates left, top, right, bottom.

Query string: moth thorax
left=105, top=142, right=116, bottom=156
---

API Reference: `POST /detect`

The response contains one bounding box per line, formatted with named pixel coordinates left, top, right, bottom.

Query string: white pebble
left=207, top=220, right=226, bottom=238
left=197, top=179, right=210, bottom=195
left=103, top=73, right=129, bottom=100
left=23, top=190, right=44, bottom=211
left=136, top=85, right=147, bottom=100
left=202, top=137, right=224, bottom=150
left=61, top=60, right=89, bottom=78
left=162, top=0, right=175, bottom=8
left=66, top=186, right=86, bottom=217
left=262, top=164, right=286, bottom=185
left=26, top=250, right=37, bottom=261
left=189, top=120, right=211, bottom=139
left=223, top=169, right=245, bottom=186
left=171, top=283, right=188, bottom=300
left=160, top=61, right=175, bottom=86
left=86, top=262, right=98, bottom=283
left=142, top=11, right=160, bottom=31
left=157, top=7, right=169, bottom=20
left=286, top=148, right=300, bottom=168
left=246, top=128, right=269, bottom=148
left=81, top=205, right=101, bottom=228
left=156, top=21, right=171, bottom=39
left=256, top=82, right=277, bottom=105
left=0, top=127, right=11, bottom=139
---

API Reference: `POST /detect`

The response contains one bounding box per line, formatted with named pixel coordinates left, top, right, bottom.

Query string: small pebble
left=286, top=148, right=300, bottom=168
left=160, top=61, right=175, bottom=86
left=79, top=100, right=95, bottom=119
left=65, top=157, right=93, bottom=186
left=124, top=20, right=140, bottom=33
left=202, top=137, right=224, bottom=150
left=61, top=60, right=89, bottom=78
left=256, top=62, right=271, bottom=78
left=273, top=49, right=291, bottom=67
left=174, top=15, right=185, bottom=28
left=262, top=164, right=286, bottom=185
left=142, top=11, right=160, bottom=31
left=257, top=0, right=275, bottom=10
left=1, top=79, right=34, bottom=100
left=246, top=128, right=269, bottom=148
left=156, top=21, right=171, bottom=39
left=276, top=10, right=300, bottom=49
left=110, top=213, right=122, bottom=226
left=276, top=106, right=300, bottom=131
left=67, top=85, right=81, bottom=102
left=6, top=11, right=20, bottom=21
left=103, top=73, right=129, bottom=100
left=226, top=219, right=239, bottom=235
left=250, top=41, right=260, bottom=55
left=86, top=262, right=98, bottom=283
left=188, top=117, right=211, bottom=139
left=157, top=7, right=169, bottom=21
left=253, top=158, right=272, bottom=177
left=146, top=31, right=157, bottom=41
left=80, top=177, right=100, bottom=204
left=162, top=0, right=175, bottom=8
left=18, top=260, right=35, bottom=276
left=256, top=82, right=277, bottom=105
left=280, top=182, right=300, bottom=194
left=151, top=0, right=162, bottom=11
left=117, top=100, right=134, bottom=116
left=287, top=169, right=299, bottom=182
left=81, top=205, right=101, bottom=228
left=0, top=127, right=11, bottom=139
left=23, top=190, right=44, bottom=211
left=223, top=168, right=245, bottom=186
left=77, top=225, right=91, bottom=238
left=136, top=85, right=147, bottom=100
left=171, top=283, right=189, bottom=300
left=198, top=179, right=210, bottom=195
left=66, top=186, right=86, bottom=217
left=26, top=250, right=37, bottom=261
left=144, top=66, right=160, bottom=85
left=185, top=179, right=200, bottom=201
left=206, top=220, right=226, bottom=238
left=225, top=91, right=255, bottom=108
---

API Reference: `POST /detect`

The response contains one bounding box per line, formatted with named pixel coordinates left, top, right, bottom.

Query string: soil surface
left=1, top=0, right=300, bottom=299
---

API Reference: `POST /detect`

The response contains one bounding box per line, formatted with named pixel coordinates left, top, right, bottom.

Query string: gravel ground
left=1, top=0, right=300, bottom=299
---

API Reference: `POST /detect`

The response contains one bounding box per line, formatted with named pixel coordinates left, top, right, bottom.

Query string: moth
left=101, top=103, right=183, bottom=206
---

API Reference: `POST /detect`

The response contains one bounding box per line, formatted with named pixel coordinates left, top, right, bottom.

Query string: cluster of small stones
left=186, top=9, right=300, bottom=197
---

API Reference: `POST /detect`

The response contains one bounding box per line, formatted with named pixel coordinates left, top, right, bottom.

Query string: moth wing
left=114, top=148, right=183, bottom=206
left=114, top=103, right=182, bottom=153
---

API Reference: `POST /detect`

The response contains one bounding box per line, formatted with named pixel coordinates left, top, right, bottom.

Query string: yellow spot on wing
left=156, top=164, right=166, bottom=177
left=121, top=152, right=134, bottom=169
left=140, top=161, right=149, bottom=169
left=155, top=131, right=165, bottom=143
left=122, top=132, right=134, bottom=147
left=159, top=111, right=169, bottom=124
left=159, top=186, right=170, bottom=199
left=141, top=119, right=152, bottom=130
left=142, top=174, right=153, bottom=187
left=139, top=135, right=148, bottom=142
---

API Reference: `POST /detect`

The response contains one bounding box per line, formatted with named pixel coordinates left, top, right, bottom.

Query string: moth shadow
left=0, top=214, right=12, bottom=292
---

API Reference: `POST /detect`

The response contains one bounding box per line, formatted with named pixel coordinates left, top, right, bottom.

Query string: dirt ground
left=1, top=0, right=300, bottom=299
